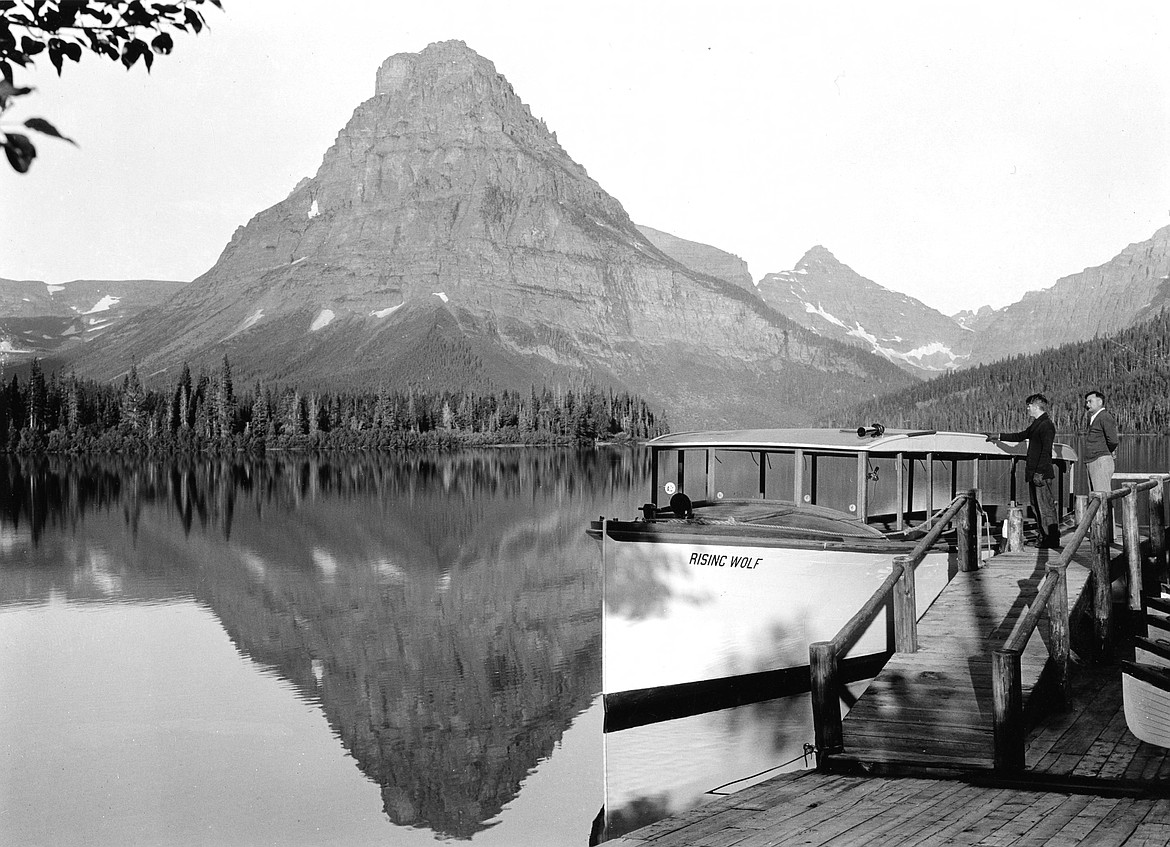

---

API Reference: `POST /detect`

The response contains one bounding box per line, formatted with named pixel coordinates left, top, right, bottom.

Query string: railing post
left=957, top=489, right=979, bottom=572
left=1149, top=477, right=1168, bottom=591
left=1123, top=485, right=1143, bottom=630
left=809, top=641, right=842, bottom=761
left=1006, top=500, right=1025, bottom=553
left=992, top=648, right=1025, bottom=771
left=1046, top=562, right=1070, bottom=703
left=893, top=555, right=918, bottom=653
left=1089, top=496, right=1113, bottom=658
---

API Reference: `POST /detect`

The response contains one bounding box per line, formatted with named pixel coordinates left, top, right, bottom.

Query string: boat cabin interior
left=643, top=427, right=1079, bottom=538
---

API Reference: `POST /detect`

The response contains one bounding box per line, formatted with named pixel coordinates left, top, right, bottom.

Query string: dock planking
left=604, top=769, right=1170, bottom=846
left=830, top=545, right=1095, bottom=770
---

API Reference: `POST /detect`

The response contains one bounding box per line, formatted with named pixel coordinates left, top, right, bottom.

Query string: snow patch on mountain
left=310, top=309, right=336, bottom=331
left=84, top=295, right=121, bottom=314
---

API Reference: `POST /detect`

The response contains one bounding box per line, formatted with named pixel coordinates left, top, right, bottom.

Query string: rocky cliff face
left=967, top=225, right=1170, bottom=365
left=755, top=246, right=973, bottom=375
left=62, top=40, right=912, bottom=428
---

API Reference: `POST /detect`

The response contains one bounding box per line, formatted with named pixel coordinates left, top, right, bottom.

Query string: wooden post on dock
left=992, top=648, right=1024, bottom=771
left=1047, top=562, right=1070, bottom=702
left=1149, top=477, right=1168, bottom=590
left=892, top=555, right=917, bottom=653
left=1006, top=501, right=1024, bottom=553
left=956, top=490, right=979, bottom=572
left=1123, top=485, right=1143, bottom=630
left=1089, top=497, right=1113, bottom=658
left=809, top=641, right=842, bottom=760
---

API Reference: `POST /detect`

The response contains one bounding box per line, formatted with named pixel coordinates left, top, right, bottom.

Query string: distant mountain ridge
left=966, top=225, right=1170, bottom=365
left=35, top=39, right=913, bottom=429
left=755, top=246, right=973, bottom=373
left=0, top=278, right=183, bottom=359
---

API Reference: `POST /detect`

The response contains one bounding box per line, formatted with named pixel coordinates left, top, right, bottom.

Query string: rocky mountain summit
left=755, top=247, right=973, bottom=373
left=62, top=40, right=912, bottom=428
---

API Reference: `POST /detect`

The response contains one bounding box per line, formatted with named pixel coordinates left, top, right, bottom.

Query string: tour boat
left=590, top=426, right=1079, bottom=730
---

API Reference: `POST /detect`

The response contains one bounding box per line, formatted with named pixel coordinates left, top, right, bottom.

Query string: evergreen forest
left=0, top=357, right=668, bottom=453
left=830, top=310, right=1170, bottom=434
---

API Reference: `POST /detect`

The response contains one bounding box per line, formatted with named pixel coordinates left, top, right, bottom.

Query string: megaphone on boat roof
left=856, top=423, right=886, bottom=438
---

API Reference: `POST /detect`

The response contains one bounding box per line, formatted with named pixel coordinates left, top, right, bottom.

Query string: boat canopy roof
left=647, top=428, right=1079, bottom=462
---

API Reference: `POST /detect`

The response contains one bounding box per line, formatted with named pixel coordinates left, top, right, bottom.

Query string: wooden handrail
left=993, top=475, right=1170, bottom=771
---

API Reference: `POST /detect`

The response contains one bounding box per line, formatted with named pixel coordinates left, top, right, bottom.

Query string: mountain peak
left=798, top=245, right=840, bottom=267
left=375, top=40, right=497, bottom=97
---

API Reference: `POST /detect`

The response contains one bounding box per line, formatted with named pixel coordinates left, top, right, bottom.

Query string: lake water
left=2, top=438, right=1167, bottom=845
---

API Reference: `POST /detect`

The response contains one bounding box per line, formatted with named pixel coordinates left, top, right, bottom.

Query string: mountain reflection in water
left=0, top=450, right=648, bottom=842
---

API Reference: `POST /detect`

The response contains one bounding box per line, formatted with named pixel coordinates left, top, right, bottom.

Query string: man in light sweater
left=1083, top=390, right=1120, bottom=492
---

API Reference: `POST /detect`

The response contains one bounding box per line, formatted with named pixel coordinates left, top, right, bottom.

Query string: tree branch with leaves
left=0, top=0, right=222, bottom=172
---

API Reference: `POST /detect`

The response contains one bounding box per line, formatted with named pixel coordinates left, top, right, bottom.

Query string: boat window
left=762, top=452, right=796, bottom=502
left=711, top=450, right=765, bottom=499
left=654, top=449, right=708, bottom=501
left=932, top=457, right=960, bottom=503
left=865, top=456, right=900, bottom=520
left=980, top=457, right=1014, bottom=506
left=869, top=455, right=953, bottom=526
left=805, top=453, right=858, bottom=515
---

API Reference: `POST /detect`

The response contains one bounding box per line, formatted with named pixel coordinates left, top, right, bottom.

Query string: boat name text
left=687, top=552, right=761, bottom=569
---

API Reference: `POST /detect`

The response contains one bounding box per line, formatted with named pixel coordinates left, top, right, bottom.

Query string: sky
left=1, top=1, right=1168, bottom=315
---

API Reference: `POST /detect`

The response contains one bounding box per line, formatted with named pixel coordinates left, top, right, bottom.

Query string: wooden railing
left=992, top=473, right=1170, bottom=770
left=809, top=489, right=981, bottom=758
left=808, top=474, right=1170, bottom=773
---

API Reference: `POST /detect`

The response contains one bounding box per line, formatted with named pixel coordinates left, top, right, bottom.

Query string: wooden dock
left=834, top=547, right=1094, bottom=771
left=603, top=478, right=1170, bottom=846
left=606, top=657, right=1170, bottom=846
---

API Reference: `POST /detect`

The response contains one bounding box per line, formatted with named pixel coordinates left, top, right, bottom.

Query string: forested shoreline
left=0, top=357, right=669, bottom=453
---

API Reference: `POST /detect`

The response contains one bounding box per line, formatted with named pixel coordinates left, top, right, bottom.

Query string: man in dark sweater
left=991, top=393, right=1059, bottom=548
left=1083, top=390, right=1120, bottom=492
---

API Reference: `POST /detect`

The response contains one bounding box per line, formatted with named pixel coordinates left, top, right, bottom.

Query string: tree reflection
left=0, top=449, right=649, bottom=838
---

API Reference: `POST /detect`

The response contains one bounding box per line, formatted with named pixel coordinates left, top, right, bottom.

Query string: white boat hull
left=1122, top=668, right=1170, bottom=748
left=602, top=533, right=952, bottom=698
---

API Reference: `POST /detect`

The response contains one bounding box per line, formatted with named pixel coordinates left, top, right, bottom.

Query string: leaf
left=151, top=32, right=173, bottom=55
left=24, top=117, right=76, bottom=145
left=48, top=38, right=64, bottom=74
left=20, top=36, right=45, bottom=56
left=0, top=79, right=33, bottom=99
left=120, top=39, right=148, bottom=69
left=184, top=7, right=203, bottom=33
left=62, top=41, right=81, bottom=63
left=2, top=132, right=36, bottom=173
